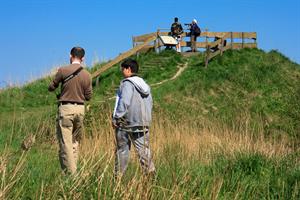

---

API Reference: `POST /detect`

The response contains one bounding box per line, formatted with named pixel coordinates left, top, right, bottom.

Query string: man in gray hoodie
left=112, top=58, right=156, bottom=178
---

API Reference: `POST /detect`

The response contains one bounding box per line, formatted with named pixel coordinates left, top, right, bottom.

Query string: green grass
left=153, top=48, right=300, bottom=140
left=0, top=48, right=299, bottom=199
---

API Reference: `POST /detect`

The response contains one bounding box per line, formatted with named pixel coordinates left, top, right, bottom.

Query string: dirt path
left=151, top=62, right=188, bottom=87
left=105, top=62, right=188, bottom=101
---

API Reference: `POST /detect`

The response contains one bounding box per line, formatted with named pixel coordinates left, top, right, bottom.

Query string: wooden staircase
left=92, top=35, right=156, bottom=80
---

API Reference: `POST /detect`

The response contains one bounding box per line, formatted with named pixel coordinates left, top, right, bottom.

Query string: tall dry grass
left=57, top=111, right=295, bottom=199
left=0, top=149, right=27, bottom=199
left=81, top=113, right=293, bottom=166
left=1, top=107, right=297, bottom=199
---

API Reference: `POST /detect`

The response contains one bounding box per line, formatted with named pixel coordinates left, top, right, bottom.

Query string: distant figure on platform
left=188, top=19, right=201, bottom=52
left=170, top=17, right=183, bottom=52
left=48, top=47, right=92, bottom=175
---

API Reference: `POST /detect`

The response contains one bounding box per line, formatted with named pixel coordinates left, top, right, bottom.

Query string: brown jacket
left=48, top=64, right=92, bottom=103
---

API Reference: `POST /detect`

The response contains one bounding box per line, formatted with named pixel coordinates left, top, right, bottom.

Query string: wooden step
left=181, top=52, right=202, bottom=57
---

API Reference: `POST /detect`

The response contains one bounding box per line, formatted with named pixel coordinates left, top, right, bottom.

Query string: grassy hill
left=0, top=49, right=299, bottom=199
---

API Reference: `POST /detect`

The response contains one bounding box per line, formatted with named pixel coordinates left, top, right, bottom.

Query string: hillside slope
left=0, top=49, right=299, bottom=199
left=154, top=49, right=300, bottom=140
left=1, top=49, right=299, bottom=139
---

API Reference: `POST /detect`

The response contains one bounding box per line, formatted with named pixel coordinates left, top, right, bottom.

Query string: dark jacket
left=190, top=23, right=200, bottom=36
left=171, top=22, right=183, bottom=37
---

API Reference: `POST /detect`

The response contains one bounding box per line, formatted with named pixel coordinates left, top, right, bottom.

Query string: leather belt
left=60, top=101, right=84, bottom=105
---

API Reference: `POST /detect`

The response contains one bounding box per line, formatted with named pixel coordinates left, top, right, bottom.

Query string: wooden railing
left=132, top=30, right=257, bottom=67
left=92, top=29, right=257, bottom=80
left=92, top=35, right=156, bottom=81
left=132, top=30, right=257, bottom=49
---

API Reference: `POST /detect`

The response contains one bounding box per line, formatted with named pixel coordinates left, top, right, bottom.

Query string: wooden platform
left=92, top=30, right=257, bottom=80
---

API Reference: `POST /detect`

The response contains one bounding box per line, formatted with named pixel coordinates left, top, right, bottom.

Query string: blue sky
left=0, top=0, right=299, bottom=88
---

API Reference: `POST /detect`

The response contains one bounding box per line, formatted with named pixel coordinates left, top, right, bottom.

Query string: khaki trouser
left=56, top=104, right=85, bottom=174
left=191, top=35, right=198, bottom=52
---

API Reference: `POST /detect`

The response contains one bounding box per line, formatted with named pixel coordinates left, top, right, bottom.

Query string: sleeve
left=150, top=93, right=153, bottom=110
left=179, top=24, right=183, bottom=34
left=114, top=81, right=134, bottom=119
left=170, top=23, right=174, bottom=33
left=48, top=68, right=63, bottom=92
left=84, top=73, right=93, bottom=101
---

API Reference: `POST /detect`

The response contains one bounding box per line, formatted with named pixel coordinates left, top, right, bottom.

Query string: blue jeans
left=114, top=128, right=155, bottom=176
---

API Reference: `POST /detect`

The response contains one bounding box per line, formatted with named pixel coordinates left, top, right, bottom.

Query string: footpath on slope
left=150, top=62, right=188, bottom=87
left=105, top=61, right=189, bottom=101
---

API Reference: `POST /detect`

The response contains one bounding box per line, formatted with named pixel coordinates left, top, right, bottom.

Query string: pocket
left=61, top=117, right=73, bottom=128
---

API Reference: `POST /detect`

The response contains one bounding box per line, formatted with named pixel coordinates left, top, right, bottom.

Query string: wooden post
left=254, top=33, right=257, bottom=48
left=231, top=32, right=233, bottom=49
left=132, top=36, right=135, bottom=48
left=205, top=44, right=210, bottom=68
left=137, top=43, right=140, bottom=58
left=205, top=28, right=209, bottom=67
left=157, top=29, right=160, bottom=53
left=154, top=36, right=157, bottom=53
left=242, top=32, right=244, bottom=48
left=220, top=38, right=223, bottom=56
left=205, top=28, right=208, bottom=47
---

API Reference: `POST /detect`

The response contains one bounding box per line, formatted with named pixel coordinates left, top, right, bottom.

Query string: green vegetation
left=154, top=49, right=300, bottom=138
left=0, top=48, right=299, bottom=199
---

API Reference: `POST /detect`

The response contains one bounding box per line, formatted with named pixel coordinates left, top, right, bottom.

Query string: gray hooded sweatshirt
left=113, top=76, right=152, bottom=130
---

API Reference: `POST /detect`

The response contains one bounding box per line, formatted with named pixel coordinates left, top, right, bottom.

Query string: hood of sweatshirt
left=124, top=76, right=150, bottom=97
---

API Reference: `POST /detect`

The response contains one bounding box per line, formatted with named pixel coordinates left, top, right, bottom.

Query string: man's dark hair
left=121, top=58, right=139, bottom=73
left=70, top=47, right=85, bottom=59
left=174, top=17, right=178, bottom=22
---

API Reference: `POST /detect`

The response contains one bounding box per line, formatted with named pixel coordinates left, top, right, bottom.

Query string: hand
left=86, top=104, right=91, bottom=112
left=112, top=118, right=118, bottom=129
left=112, top=122, right=118, bottom=129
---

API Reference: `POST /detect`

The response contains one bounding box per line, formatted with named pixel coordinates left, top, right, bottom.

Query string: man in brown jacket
left=48, top=47, right=92, bottom=174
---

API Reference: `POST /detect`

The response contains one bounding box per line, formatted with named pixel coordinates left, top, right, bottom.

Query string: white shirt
left=72, top=61, right=81, bottom=65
